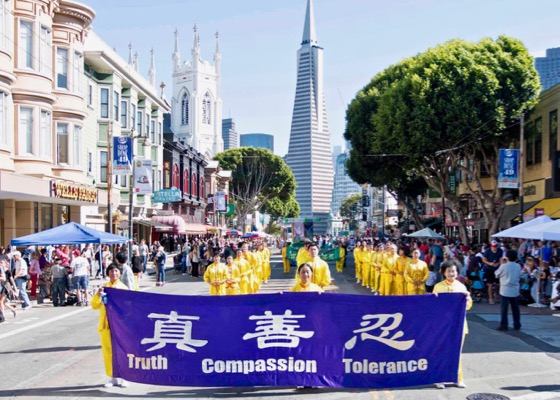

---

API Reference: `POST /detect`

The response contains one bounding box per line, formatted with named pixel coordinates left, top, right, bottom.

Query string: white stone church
left=170, top=27, right=224, bottom=157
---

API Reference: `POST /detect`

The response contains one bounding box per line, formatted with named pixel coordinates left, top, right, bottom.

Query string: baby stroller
left=173, top=253, right=182, bottom=275
left=468, top=268, right=486, bottom=303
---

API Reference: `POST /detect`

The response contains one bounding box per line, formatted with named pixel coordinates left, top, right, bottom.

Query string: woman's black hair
left=297, top=263, right=313, bottom=274
left=440, top=260, right=456, bottom=276
left=105, top=262, right=122, bottom=275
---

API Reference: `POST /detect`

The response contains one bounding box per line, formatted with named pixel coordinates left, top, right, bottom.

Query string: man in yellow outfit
left=295, top=242, right=333, bottom=289
left=240, top=242, right=260, bottom=293
left=394, top=245, right=410, bottom=295
left=263, top=242, right=271, bottom=282
left=362, top=242, right=373, bottom=289
left=371, top=243, right=382, bottom=293
left=335, top=241, right=345, bottom=273
left=296, top=240, right=312, bottom=267
left=282, top=242, right=292, bottom=273
left=404, top=249, right=430, bottom=294
left=91, top=263, right=129, bottom=388
left=354, top=241, right=364, bottom=283
left=380, top=243, right=398, bottom=295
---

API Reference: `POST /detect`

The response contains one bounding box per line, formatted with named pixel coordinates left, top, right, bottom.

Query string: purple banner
left=105, top=289, right=466, bottom=388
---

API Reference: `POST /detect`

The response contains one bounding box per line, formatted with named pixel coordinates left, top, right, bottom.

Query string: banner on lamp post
left=498, top=149, right=519, bottom=189
left=215, top=191, right=227, bottom=212
left=113, top=137, right=133, bottom=175
left=134, top=159, right=153, bottom=194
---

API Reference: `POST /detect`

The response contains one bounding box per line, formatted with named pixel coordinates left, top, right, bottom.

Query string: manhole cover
left=467, top=394, right=510, bottom=400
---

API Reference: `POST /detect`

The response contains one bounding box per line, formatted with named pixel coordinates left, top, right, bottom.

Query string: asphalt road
left=1, top=250, right=560, bottom=400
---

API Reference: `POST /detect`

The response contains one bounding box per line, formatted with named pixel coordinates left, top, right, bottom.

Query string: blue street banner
left=498, top=148, right=519, bottom=189
left=153, top=189, right=182, bottom=203
left=106, top=289, right=466, bottom=389
left=113, top=137, right=133, bottom=175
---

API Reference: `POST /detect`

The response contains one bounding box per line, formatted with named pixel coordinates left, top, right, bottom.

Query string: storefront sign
left=113, top=137, right=133, bottom=175
left=498, top=149, right=519, bottom=189
left=50, top=180, right=98, bottom=203
left=153, top=189, right=182, bottom=203
left=134, top=159, right=153, bottom=195
left=535, top=208, right=545, bottom=217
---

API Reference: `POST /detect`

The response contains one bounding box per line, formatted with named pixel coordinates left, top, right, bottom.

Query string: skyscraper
left=285, top=0, right=334, bottom=234
left=535, top=47, right=560, bottom=92
left=222, top=118, right=238, bottom=150
left=240, top=133, right=274, bottom=152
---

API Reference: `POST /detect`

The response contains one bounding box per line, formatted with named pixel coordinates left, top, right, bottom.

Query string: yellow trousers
left=356, top=261, right=362, bottom=281
left=372, top=269, right=381, bottom=292
left=283, top=259, right=291, bottom=273
left=100, top=329, right=113, bottom=377
left=335, top=259, right=344, bottom=273
left=379, top=273, right=393, bottom=296
left=406, top=283, right=426, bottom=295
left=394, top=276, right=405, bottom=295
left=362, top=265, right=370, bottom=287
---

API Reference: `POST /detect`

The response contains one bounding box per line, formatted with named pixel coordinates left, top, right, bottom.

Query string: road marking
left=0, top=284, right=155, bottom=341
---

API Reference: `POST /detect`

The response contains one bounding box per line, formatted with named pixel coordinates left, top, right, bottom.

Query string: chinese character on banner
left=141, top=311, right=208, bottom=352
left=134, top=159, right=153, bottom=194
left=345, top=313, right=415, bottom=351
left=113, top=137, right=133, bottom=175
left=242, top=310, right=315, bottom=349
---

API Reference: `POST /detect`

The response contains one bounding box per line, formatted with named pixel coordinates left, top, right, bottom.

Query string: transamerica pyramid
left=285, top=0, right=334, bottom=234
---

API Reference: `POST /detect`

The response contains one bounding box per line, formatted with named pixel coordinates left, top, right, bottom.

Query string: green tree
left=214, top=147, right=298, bottom=231
left=345, top=36, right=540, bottom=241
left=263, top=197, right=300, bottom=220
left=340, top=194, right=362, bottom=230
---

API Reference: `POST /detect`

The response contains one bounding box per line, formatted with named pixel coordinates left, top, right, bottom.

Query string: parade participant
left=405, top=249, right=430, bottom=294
left=91, top=263, right=129, bottom=388
left=380, top=244, right=398, bottom=296
left=354, top=241, right=364, bottom=283
left=257, top=243, right=270, bottom=284
left=240, top=242, right=259, bottom=293
left=361, top=242, right=373, bottom=289
left=371, top=243, right=383, bottom=294
left=290, top=263, right=323, bottom=292
left=394, top=245, right=410, bottom=295
left=296, top=240, right=312, bottom=268
left=154, top=246, right=166, bottom=287
left=433, top=260, right=472, bottom=389
left=335, top=241, right=346, bottom=273
left=204, top=251, right=227, bottom=295
left=251, top=243, right=264, bottom=288
left=282, top=242, right=291, bottom=274
left=234, top=247, right=252, bottom=294
left=263, top=242, right=271, bottom=283
left=295, top=242, right=332, bottom=289
left=224, top=255, right=241, bottom=295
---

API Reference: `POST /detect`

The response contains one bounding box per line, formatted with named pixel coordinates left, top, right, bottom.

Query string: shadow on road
left=501, top=384, right=560, bottom=392
left=0, top=345, right=100, bottom=355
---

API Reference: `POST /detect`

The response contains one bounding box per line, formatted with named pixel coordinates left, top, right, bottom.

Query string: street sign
left=153, top=189, right=182, bottom=203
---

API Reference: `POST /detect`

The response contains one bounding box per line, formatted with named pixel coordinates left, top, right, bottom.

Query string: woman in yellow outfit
left=380, top=244, right=398, bottom=295
left=257, top=244, right=270, bottom=283
left=335, top=242, right=345, bottom=273
left=91, top=263, right=129, bottom=388
left=405, top=249, right=430, bottom=294
left=240, top=242, right=260, bottom=293
left=362, top=242, right=373, bottom=289
left=371, top=244, right=383, bottom=294
left=263, top=243, right=271, bottom=282
left=224, top=255, right=241, bottom=295
left=296, top=241, right=312, bottom=267
left=290, top=263, right=323, bottom=292
left=282, top=242, right=291, bottom=273
left=433, top=260, right=472, bottom=389
left=204, top=252, right=227, bottom=295
left=234, top=248, right=252, bottom=294
left=354, top=242, right=363, bottom=283
left=394, top=246, right=410, bottom=295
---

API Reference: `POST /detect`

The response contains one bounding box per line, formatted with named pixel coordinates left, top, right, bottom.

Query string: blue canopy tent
left=10, top=222, right=128, bottom=246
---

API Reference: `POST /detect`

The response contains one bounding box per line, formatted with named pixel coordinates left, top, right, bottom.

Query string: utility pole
left=519, top=113, right=525, bottom=223
left=107, top=121, right=113, bottom=234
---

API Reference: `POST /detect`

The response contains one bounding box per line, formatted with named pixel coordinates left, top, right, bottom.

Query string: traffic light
left=362, top=210, right=368, bottom=221
left=362, top=195, right=370, bottom=208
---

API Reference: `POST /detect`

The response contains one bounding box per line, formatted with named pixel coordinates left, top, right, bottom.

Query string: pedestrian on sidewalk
left=154, top=246, right=166, bottom=286
left=51, top=257, right=68, bottom=307
left=12, top=251, right=31, bottom=310
left=0, top=259, right=17, bottom=322
left=495, top=249, right=522, bottom=331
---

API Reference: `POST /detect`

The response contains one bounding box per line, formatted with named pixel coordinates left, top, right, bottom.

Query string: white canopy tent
left=492, top=215, right=552, bottom=239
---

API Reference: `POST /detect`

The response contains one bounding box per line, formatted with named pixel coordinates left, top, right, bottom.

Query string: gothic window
left=181, top=92, right=189, bottom=125
left=183, top=168, right=189, bottom=195
left=192, top=172, right=198, bottom=197
left=199, top=177, right=204, bottom=198
left=202, top=92, right=211, bottom=124
left=172, top=163, right=179, bottom=189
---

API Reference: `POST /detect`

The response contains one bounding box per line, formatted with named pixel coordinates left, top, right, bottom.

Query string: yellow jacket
left=224, top=264, right=241, bottom=294
left=204, top=262, right=227, bottom=295
left=290, top=282, right=323, bottom=292
left=404, top=259, right=429, bottom=284
left=91, top=280, right=128, bottom=332
left=433, top=279, right=472, bottom=333
left=295, top=257, right=332, bottom=288
left=296, top=247, right=312, bottom=267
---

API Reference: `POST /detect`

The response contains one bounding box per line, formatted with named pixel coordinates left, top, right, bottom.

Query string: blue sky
left=84, top=0, right=560, bottom=157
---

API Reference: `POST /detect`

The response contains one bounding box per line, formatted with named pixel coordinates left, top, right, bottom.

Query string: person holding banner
left=91, top=263, right=129, bottom=388
left=204, top=251, right=227, bottom=295
left=433, top=260, right=472, bottom=389
left=405, top=249, right=430, bottom=294
left=291, top=263, right=322, bottom=292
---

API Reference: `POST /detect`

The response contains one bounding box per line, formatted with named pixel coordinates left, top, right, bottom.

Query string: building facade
left=285, top=0, right=334, bottom=234
left=535, top=47, right=560, bottom=92
left=0, top=0, right=98, bottom=245
left=331, top=150, right=361, bottom=216
left=222, top=117, right=237, bottom=150
left=170, top=27, right=223, bottom=158
left=240, top=133, right=274, bottom=152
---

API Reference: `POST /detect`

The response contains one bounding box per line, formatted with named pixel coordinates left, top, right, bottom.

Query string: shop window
left=41, top=203, right=53, bottom=230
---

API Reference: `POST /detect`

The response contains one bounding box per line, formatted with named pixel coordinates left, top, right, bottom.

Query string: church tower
left=285, top=0, right=334, bottom=233
left=171, top=26, right=223, bottom=157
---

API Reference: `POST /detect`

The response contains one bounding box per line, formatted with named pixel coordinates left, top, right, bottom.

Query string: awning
left=520, top=198, right=560, bottom=219
left=500, top=201, right=539, bottom=227
left=134, top=218, right=174, bottom=233
left=151, top=215, right=186, bottom=234
left=183, top=223, right=209, bottom=235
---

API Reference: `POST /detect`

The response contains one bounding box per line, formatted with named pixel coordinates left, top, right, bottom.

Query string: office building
left=222, top=118, right=238, bottom=150
left=240, top=133, right=274, bottom=152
